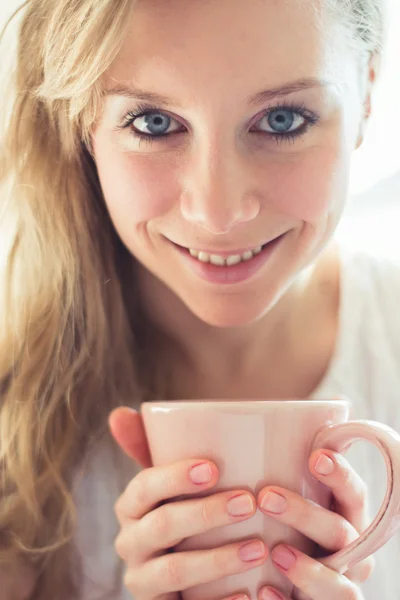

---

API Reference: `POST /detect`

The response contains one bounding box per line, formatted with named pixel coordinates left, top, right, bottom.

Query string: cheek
left=93, top=137, right=177, bottom=224
left=268, top=145, right=350, bottom=222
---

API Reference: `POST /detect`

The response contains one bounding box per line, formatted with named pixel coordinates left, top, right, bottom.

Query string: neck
left=133, top=242, right=339, bottom=399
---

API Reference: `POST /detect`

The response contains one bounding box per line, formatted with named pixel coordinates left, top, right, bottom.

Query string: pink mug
left=141, top=398, right=400, bottom=600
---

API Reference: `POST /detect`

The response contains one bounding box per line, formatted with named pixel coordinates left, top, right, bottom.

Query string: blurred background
left=1, top=0, right=399, bottom=258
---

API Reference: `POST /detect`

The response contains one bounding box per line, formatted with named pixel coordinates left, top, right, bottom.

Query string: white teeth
left=210, top=254, right=226, bottom=266
left=198, top=251, right=210, bottom=263
left=188, top=245, right=264, bottom=267
left=241, top=250, right=253, bottom=261
left=226, top=254, right=242, bottom=266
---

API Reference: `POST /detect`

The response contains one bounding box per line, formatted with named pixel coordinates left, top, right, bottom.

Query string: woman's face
left=93, top=0, right=369, bottom=327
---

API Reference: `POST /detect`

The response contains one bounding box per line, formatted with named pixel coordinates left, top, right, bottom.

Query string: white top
left=73, top=243, right=400, bottom=600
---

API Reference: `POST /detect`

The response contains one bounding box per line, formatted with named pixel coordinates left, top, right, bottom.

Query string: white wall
left=349, top=0, right=400, bottom=196
left=339, top=0, right=400, bottom=257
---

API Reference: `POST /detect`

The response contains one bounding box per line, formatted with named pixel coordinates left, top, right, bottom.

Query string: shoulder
left=339, top=244, right=400, bottom=301
left=338, top=243, right=400, bottom=345
left=314, top=241, right=400, bottom=311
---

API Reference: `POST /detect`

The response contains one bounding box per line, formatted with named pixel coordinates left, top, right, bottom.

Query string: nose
left=179, top=141, right=260, bottom=235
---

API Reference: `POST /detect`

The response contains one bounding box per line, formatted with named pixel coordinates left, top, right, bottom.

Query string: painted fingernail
left=261, top=491, right=287, bottom=513
left=227, top=494, right=255, bottom=516
left=239, top=540, right=266, bottom=562
left=271, top=546, right=297, bottom=570
left=189, top=463, right=212, bottom=484
left=260, top=588, right=284, bottom=600
left=315, top=454, right=335, bottom=475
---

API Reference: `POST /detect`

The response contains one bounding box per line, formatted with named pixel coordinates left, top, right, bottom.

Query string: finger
left=309, top=449, right=371, bottom=533
left=124, top=539, right=268, bottom=597
left=309, top=449, right=376, bottom=583
left=116, top=489, right=257, bottom=562
left=270, top=544, right=364, bottom=600
left=115, top=459, right=219, bottom=522
left=292, top=588, right=313, bottom=600
left=345, top=554, right=375, bottom=584
left=258, top=587, right=290, bottom=600
left=109, top=407, right=152, bottom=468
left=258, top=485, right=358, bottom=552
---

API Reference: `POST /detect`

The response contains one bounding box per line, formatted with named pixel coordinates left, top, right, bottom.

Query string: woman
left=1, top=0, right=399, bottom=598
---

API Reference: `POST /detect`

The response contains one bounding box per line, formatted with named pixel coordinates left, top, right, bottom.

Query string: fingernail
left=261, top=491, right=287, bottom=514
left=271, top=546, right=297, bottom=570
left=315, top=454, right=335, bottom=475
left=189, top=463, right=212, bottom=484
left=239, top=540, right=266, bottom=562
left=231, top=596, right=249, bottom=600
left=260, top=588, right=284, bottom=600
left=227, top=494, right=255, bottom=516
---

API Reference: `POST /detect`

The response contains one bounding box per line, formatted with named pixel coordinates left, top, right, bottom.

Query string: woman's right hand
left=109, top=407, right=268, bottom=600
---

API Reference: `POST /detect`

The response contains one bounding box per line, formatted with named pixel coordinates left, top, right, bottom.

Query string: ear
left=356, top=52, right=381, bottom=150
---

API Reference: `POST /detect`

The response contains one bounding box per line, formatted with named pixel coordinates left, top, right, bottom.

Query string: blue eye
left=118, top=101, right=319, bottom=146
left=131, top=112, right=182, bottom=137
left=258, top=108, right=304, bottom=134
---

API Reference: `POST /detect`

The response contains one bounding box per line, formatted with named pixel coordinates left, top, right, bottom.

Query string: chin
left=184, top=293, right=279, bottom=328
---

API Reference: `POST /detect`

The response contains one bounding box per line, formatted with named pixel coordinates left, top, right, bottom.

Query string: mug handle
left=311, top=419, right=400, bottom=574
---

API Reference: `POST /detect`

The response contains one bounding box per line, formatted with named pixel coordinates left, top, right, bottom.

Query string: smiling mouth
left=171, top=234, right=286, bottom=267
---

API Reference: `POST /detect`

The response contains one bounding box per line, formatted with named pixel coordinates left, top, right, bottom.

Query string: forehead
left=106, top=0, right=352, bottom=100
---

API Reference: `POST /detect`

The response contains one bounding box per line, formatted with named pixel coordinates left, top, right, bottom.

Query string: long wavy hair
left=0, top=0, right=386, bottom=597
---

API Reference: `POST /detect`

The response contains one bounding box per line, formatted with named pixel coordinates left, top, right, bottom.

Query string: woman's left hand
left=256, top=449, right=375, bottom=600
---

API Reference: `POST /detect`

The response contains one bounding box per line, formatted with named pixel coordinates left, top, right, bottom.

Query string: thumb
left=108, top=407, right=152, bottom=469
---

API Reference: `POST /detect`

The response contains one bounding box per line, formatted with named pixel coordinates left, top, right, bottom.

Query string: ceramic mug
left=141, top=398, right=400, bottom=600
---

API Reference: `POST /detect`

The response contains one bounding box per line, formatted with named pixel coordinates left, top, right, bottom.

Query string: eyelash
left=117, top=100, right=320, bottom=147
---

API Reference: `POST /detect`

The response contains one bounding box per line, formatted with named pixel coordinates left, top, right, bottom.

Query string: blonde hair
left=0, top=0, right=385, bottom=597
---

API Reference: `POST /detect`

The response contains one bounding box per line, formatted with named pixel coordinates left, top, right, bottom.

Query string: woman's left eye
left=254, top=108, right=307, bottom=135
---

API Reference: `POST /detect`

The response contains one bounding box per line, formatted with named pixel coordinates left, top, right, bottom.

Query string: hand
left=256, top=449, right=375, bottom=600
left=109, top=407, right=268, bottom=600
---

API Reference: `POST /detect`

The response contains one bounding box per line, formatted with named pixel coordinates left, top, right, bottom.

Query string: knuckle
left=301, top=561, right=325, bottom=596
left=333, top=519, right=357, bottom=549
left=114, top=531, right=128, bottom=560
left=293, top=588, right=313, bottom=600
left=212, top=546, right=233, bottom=576
left=341, top=463, right=352, bottom=484
left=341, top=581, right=363, bottom=600
left=352, top=480, right=368, bottom=511
left=114, top=496, right=125, bottom=521
left=340, top=467, right=368, bottom=509
left=364, top=555, right=376, bottom=577
left=145, top=506, right=172, bottom=543
left=123, top=569, right=133, bottom=590
left=123, top=568, right=144, bottom=597
left=199, top=498, right=215, bottom=530
left=163, top=553, right=185, bottom=589
left=117, top=474, right=150, bottom=520
left=296, top=500, right=314, bottom=530
left=159, top=468, right=177, bottom=498
left=130, top=474, right=151, bottom=508
left=351, top=556, right=376, bottom=583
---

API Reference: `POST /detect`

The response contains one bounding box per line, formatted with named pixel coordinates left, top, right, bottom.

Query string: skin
left=92, top=0, right=378, bottom=597
left=109, top=408, right=374, bottom=600
left=93, top=0, right=375, bottom=397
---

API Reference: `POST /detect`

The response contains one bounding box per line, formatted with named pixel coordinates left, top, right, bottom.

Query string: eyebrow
left=105, top=77, right=329, bottom=107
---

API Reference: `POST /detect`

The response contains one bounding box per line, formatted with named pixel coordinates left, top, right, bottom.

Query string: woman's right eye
left=125, top=111, right=183, bottom=138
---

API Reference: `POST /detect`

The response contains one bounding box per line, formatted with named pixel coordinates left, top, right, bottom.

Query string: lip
left=170, top=232, right=288, bottom=285
left=169, top=234, right=286, bottom=257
